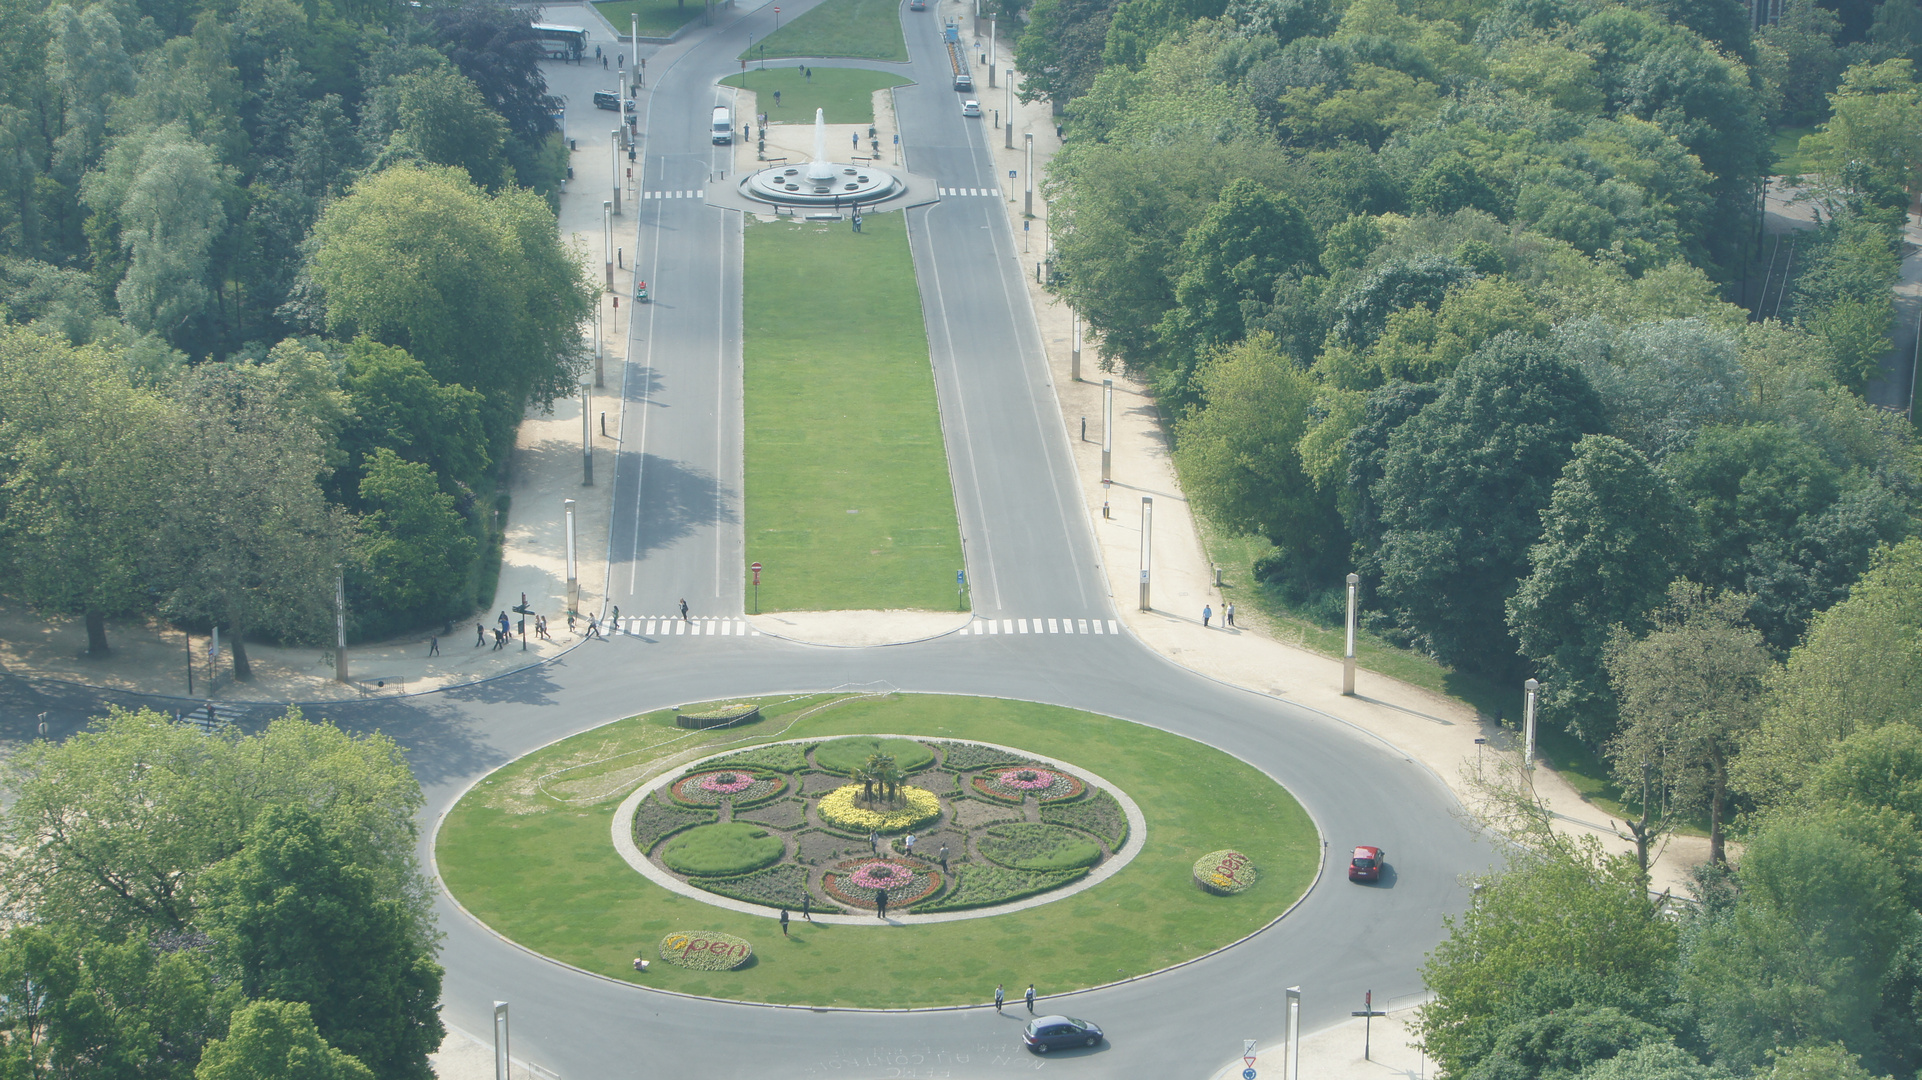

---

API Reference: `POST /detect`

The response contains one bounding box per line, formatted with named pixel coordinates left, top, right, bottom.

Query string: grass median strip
left=722, top=67, right=908, bottom=125
left=592, top=0, right=702, bottom=38
left=743, top=215, right=961, bottom=611
left=436, top=693, right=1319, bottom=1008
left=738, top=0, right=907, bottom=61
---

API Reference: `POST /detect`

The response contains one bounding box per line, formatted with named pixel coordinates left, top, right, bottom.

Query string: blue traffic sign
left=1243, top=1071, right=1256, bottom=1080
left=957, top=570, right=966, bottom=584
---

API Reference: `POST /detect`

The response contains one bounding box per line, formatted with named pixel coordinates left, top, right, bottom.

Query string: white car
left=961, top=99, right=981, bottom=117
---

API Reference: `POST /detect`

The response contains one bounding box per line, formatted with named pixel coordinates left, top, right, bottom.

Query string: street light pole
left=1139, top=496, right=1152, bottom=611
left=1343, top=571, right=1359, bottom=695
left=1523, top=677, right=1540, bottom=780
left=564, top=498, right=579, bottom=614
left=1024, top=131, right=1034, bottom=217
left=1101, top=378, right=1113, bottom=481
left=1005, top=74, right=1014, bottom=149
left=334, top=566, right=348, bottom=682
left=988, top=17, right=995, bottom=86
left=580, top=382, right=594, bottom=485
left=1285, top=986, right=1302, bottom=1080
left=1070, top=312, right=1082, bottom=381
left=493, top=1002, right=509, bottom=1080
left=610, top=131, right=621, bottom=213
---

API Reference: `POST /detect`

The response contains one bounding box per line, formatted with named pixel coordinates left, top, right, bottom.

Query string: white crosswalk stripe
left=939, top=187, right=1004, bottom=197
left=607, top=617, right=759, bottom=639
left=959, top=618, right=1118, bottom=636
left=588, top=615, right=1119, bottom=642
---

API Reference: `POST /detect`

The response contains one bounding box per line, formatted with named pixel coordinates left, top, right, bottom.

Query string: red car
left=1349, top=845, right=1384, bottom=882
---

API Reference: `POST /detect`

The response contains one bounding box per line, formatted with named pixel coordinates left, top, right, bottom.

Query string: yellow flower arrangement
left=817, top=784, right=941, bottom=833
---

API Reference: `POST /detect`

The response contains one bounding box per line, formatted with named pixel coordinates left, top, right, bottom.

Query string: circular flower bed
left=670, top=770, right=783, bottom=807
left=1192, top=849, right=1259, bottom=895
left=971, top=767, right=1084, bottom=803
left=817, top=784, right=941, bottom=834
left=821, top=858, right=942, bottom=909
left=658, top=930, right=753, bottom=970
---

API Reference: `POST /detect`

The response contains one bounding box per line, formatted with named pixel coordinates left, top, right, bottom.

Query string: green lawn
left=738, top=0, right=908, bottom=61
left=1772, top=126, right=1815, bottom=177
left=436, top=693, right=1320, bottom=1007
left=742, top=216, right=961, bottom=611
left=721, top=66, right=908, bottom=125
left=593, top=0, right=704, bottom=38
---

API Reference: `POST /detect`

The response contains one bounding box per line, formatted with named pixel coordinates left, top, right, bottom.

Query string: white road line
left=1018, top=619, right=1029, bottom=633
left=1047, top=618, right=1058, bottom=633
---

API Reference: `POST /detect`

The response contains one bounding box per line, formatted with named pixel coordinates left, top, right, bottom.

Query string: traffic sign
left=956, top=569, right=966, bottom=584
left=1244, top=1040, right=1256, bottom=1058
left=1242, top=1071, right=1256, bottom=1080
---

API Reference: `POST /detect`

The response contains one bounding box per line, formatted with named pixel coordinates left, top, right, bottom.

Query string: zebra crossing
left=603, top=615, right=1120, bottom=643
left=958, top=617, right=1120, bottom=636
left=939, top=187, right=1002, bottom=197
left=641, top=190, right=704, bottom=199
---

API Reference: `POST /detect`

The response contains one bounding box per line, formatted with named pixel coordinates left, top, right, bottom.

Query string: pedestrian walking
left=475, top=622, right=486, bottom=647
left=536, top=615, right=552, bottom=641
left=492, top=628, right=505, bottom=651
left=868, top=830, right=879, bottom=853
left=498, top=611, right=510, bottom=637
left=602, top=55, right=607, bottom=67
left=994, top=984, right=1005, bottom=1012
left=804, top=66, right=811, bottom=80
left=875, top=888, right=888, bottom=919
left=938, top=843, right=949, bottom=871
left=852, top=131, right=859, bottom=149
left=428, top=635, right=439, bottom=657
left=611, top=605, right=620, bottom=633
left=905, top=833, right=916, bottom=855
left=1202, top=604, right=1212, bottom=628
left=773, top=89, right=781, bottom=106
left=802, top=894, right=811, bottom=921
left=679, top=598, right=690, bottom=621
left=1225, top=602, right=1235, bottom=627
left=596, top=44, right=601, bottom=59
left=585, top=616, right=603, bottom=639
left=1025, top=984, right=1036, bottom=1013
left=567, top=611, right=577, bottom=634
left=780, top=907, right=790, bottom=936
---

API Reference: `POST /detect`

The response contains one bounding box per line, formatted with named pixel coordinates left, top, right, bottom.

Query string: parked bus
left=532, top=23, right=587, bottom=61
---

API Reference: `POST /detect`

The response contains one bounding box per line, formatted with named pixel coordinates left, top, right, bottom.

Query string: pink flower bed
left=970, top=768, right=1085, bottom=803
left=822, top=857, right=941, bottom=909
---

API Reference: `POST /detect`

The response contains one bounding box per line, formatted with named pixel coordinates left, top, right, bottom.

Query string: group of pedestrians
left=1201, top=602, right=1235, bottom=629
left=993, top=983, right=1039, bottom=1013
left=452, top=604, right=613, bottom=655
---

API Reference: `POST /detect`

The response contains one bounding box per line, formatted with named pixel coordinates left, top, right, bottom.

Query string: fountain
left=740, top=107, right=903, bottom=208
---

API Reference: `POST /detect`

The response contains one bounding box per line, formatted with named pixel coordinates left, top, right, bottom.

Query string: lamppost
left=1285, top=986, right=1302, bottom=1080
left=334, top=566, right=348, bottom=682
left=564, top=498, right=579, bottom=614
left=580, top=382, right=594, bottom=485
left=603, top=200, right=613, bottom=288
left=1342, top=571, right=1359, bottom=695
left=1024, top=131, right=1034, bottom=217
left=1523, top=677, right=1540, bottom=781
left=493, top=1002, right=509, bottom=1080
left=1005, top=73, right=1014, bottom=149
left=988, top=16, right=996, bottom=86
left=1139, top=496, right=1152, bottom=611
left=1101, top=378, right=1113, bottom=481
left=610, top=130, right=621, bottom=213
left=1070, top=312, right=1082, bottom=381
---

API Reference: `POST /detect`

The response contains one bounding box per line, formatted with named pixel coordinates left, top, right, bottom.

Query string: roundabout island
left=435, top=692, right=1320, bottom=1008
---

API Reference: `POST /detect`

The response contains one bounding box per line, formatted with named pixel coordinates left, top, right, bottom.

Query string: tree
left=156, top=363, right=346, bottom=681
left=0, top=329, right=177, bottom=654
left=1565, top=318, right=1747, bottom=465
left=1160, top=178, right=1319, bottom=362
left=1172, top=333, right=1341, bottom=576
left=1801, top=723, right=1922, bottom=821
left=1418, top=837, right=1678, bottom=1079
left=195, top=1000, right=372, bottom=1080
left=1459, top=1006, right=1670, bottom=1080
left=0, top=708, right=425, bottom=940
left=1762, top=1043, right=1894, bottom=1080
left=362, top=69, right=511, bottom=190
left=1604, top=584, right=1772, bottom=866
left=1372, top=334, right=1606, bottom=671
left=1508, top=436, right=1692, bottom=746
left=307, top=165, right=594, bottom=450
left=357, top=448, right=475, bottom=627
left=336, top=336, right=490, bottom=499
left=82, top=127, right=231, bottom=348
left=1801, top=59, right=1922, bottom=205
left=1736, top=538, right=1922, bottom=805
left=1014, top=0, right=1123, bottom=104
left=200, top=805, right=441, bottom=1080
left=1575, top=1042, right=1728, bottom=1080
left=1755, top=0, right=1846, bottom=128
left=1678, top=806, right=1920, bottom=1074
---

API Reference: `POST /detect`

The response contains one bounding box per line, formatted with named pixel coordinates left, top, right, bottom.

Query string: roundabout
left=435, top=693, right=1320, bottom=1008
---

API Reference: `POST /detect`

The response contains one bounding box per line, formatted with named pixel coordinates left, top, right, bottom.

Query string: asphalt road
left=0, top=5, right=1497, bottom=1076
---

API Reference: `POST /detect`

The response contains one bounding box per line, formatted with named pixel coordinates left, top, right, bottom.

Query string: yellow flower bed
left=818, top=784, right=941, bottom=833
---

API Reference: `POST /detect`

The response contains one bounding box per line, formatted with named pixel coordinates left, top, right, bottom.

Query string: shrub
left=1040, top=788, right=1129, bottom=849
left=976, top=823, right=1103, bottom=871
left=1192, top=850, right=1259, bottom=895
left=812, top=737, right=936, bottom=775
left=659, top=822, right=786, bottom=877
left=633, top=795, right=717, bottom=850
left=692, top=864, right=812, bottom=908
left=933, top=742, right=1040, bottom=771
left=816, top=784, right=940, bottom=834
left=658, top=930, right=753, bottom=970
left=734, top=797, right=808, bottom=829
left=915, top=866, right=1087, bottom=913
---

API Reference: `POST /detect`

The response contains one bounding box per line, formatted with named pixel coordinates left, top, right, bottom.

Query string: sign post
left=956, top=568, right=966, bottom=610
left=1352, top=989, right=1388, bottom=1060
left=1242, top=1038, right=1258, bottom=1079
left=751, top=562, right=762, bottom=614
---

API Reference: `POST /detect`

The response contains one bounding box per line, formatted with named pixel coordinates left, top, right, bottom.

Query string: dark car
left=1349, top=845, right=1384, bottom=882
left=1023, top=1015, right=1103, bottom=1052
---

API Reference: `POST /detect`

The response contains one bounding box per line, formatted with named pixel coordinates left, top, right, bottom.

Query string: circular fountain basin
left=741, top=162, right=904, bottom=207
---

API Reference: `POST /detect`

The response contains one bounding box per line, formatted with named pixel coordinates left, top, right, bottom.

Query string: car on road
left=1023, top=1015, right=1103, bottom=1052
left=1349, top=845, right=1384, bottom=882
left=961, top=99, right=981, bottom=117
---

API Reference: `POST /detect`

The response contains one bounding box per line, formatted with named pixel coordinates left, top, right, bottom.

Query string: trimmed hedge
left=660, top=823, right=786, bottom=877
left=633, top=795, right=718, bottom=850
left=977, top=823, right=1102, bottom=871
left=704, top=743, right=814, bottom=773
left=693, top=864, right=813, bottom=908
left=916, top=865, right=1087, bottom=913
left=813, top=737, right=936, bottom=775
left=933, top=742, right=1039, bottom=772
left=1039, top=788, right=1129, bottom=849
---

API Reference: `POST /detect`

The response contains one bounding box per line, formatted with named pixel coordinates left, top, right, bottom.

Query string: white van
left=711, top=106, right=733, bottom=144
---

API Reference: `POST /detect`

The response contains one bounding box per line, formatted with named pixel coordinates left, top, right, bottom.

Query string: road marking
left=1017, top=619, right=1029, bottom=633
left=1048, top=618, right=1059, bottom=633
